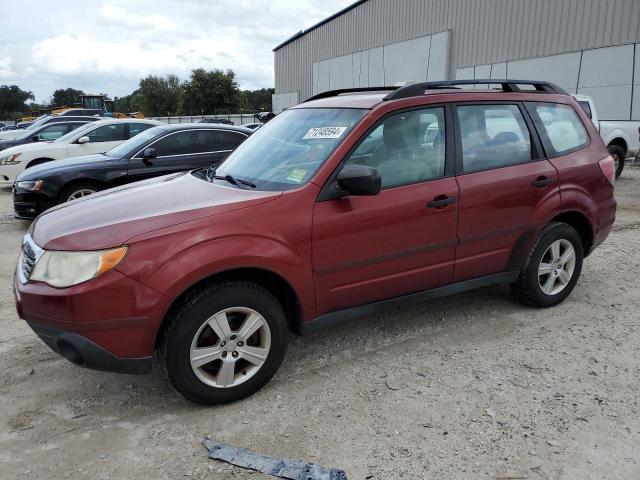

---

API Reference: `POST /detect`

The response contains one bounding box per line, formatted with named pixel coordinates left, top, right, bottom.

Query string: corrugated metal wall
left=274, top=0, right=640, bottom=100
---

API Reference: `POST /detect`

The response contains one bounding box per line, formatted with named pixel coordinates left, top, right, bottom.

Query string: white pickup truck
left=572, top=94, right=640, bottom=178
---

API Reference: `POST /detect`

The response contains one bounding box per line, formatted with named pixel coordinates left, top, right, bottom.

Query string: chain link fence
left=147, top=113, right=259, bottom=126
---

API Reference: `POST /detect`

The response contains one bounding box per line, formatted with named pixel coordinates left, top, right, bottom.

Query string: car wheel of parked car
left=159, top=280, right=288, bottom=405
left=512, top=222, right=584, bottom=308
left=59, top=182, right=101, bottom=204
left=607, top=145, right=625, bottom=179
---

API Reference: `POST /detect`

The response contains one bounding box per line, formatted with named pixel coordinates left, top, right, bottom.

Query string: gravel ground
left=0, top=168, right=639, bottom=480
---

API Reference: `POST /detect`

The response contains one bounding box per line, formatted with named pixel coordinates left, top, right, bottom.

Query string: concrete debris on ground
left=204, top=438, right=348, bottom=480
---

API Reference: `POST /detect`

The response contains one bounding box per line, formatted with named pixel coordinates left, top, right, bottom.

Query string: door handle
left=532, top=176, right=553, bottom=188
left=427, top=195, right=456, bottom=208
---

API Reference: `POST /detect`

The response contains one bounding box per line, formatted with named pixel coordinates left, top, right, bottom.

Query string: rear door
left=453, top=103, right=560, bottom=281
left=127, top=128, right=248, bottom=181
left=312, top=106, right=459, bottom=314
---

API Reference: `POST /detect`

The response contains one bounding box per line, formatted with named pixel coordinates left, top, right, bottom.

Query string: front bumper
left=28, top=322, right=151, bottom=374
left=13, top=188, right=55, bottom=220
left=15, top=267, right=168, bottom=374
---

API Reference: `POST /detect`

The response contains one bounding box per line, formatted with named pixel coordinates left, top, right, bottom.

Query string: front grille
left=22, top=242, right=37, bottom=280
left=18, top=234, right=43, bottom=284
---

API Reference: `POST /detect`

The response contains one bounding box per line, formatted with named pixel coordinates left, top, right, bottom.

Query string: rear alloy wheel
left=537, top=239, right=576, bottom=296
left=512, top=222, right=583, bottom=307
left=607, top=145, right=625, bottom=179
left=160, top=281, right=288, bottom=405
left=59, top=182, right=100, bottom=204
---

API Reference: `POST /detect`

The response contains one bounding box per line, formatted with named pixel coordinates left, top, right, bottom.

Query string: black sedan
left=0, top=119, right=96, bottom=152
left=13, top=123, right=252, bottom=219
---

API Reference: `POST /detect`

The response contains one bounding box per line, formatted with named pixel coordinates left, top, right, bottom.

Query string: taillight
left=599, top=155, right=615, bottom=185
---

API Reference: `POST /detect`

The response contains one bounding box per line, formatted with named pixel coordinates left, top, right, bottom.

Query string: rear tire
left=159, top=281, right=288, bottom=405
left=58, top=182, right=101, bottom=204
left=607, top=145, right=625, bottom=179
left=512, top=222, right=583, bottom=308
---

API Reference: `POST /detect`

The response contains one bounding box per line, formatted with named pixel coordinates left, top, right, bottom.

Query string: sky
left=0, top=0, right=353, bottom=103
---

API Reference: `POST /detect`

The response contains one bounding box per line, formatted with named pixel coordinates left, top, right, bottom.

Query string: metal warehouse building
left=273, top=0, right=640, bottom=120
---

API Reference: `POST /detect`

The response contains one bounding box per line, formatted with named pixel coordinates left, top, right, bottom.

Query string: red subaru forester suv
left=15, top=80, right=616, bottom=405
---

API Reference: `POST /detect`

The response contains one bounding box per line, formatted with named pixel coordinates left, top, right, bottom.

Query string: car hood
left=32, top=171, right=282, bottom=250
left=0, top=138, right=24, bottom=151
left=0, top=130, right=25, bottom=141
left=18, top=153, right=113, bottom=180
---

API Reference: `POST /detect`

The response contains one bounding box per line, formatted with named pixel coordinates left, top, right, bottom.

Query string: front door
left=312, top=106, right=459, bottom=314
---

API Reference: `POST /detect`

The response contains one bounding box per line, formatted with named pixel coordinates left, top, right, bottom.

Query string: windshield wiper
left=205, top=167, right=255, bottom=189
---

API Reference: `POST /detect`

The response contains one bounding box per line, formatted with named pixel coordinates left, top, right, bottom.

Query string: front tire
left=58, top=182, right=101, bottom=204
left=607, top=145, right=625, bottom=179
left=159, top=281, right=288, bottom=405
left=512, top=222, right=584, bottom=308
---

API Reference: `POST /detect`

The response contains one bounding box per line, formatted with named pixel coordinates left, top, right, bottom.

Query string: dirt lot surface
left=0, top=169, right=639, bottom=480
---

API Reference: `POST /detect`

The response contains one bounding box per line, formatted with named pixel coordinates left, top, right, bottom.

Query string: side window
left=212, top=131, right=247, bottom=150
left=37, top=123, right=74, bottom=140
left=457, top=104, right=532, bottom=173
left=86, top=124, right=128, bottom=142
left=150, top=131, right=194, bottom=157
left=344, top=107, right=446, bottom=188
left=526, top=102, right=589, bottom=157
left=127, top=123, right=154, bottom=138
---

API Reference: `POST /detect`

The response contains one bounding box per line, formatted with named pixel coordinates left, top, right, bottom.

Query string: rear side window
left=128, top=123, right=154, bottom=138
left=457, top=104, right=532, bottom=173
left=87, top=124, right=128, bottom=142
left=526, top=103, right=589, bottom=157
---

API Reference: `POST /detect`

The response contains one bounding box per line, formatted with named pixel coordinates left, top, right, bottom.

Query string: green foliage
left=0, top=85, right=35, bottom=120
left=51, top=87, right=85, bottom=108
left=2, top=69, right=274, bottom=118
left=138, top=74, right=183, bottom=116
left=182, top=68, right=239, bottom=115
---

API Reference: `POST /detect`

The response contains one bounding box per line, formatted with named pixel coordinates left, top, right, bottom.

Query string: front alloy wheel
left=160, top=281, right=288, bottom=405
left=190, top=307, right=271, bottom=388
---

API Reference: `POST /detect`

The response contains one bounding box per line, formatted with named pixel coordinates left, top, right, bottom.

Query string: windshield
left=107, top=126, right=165, bottom=157
left=54, top=122, right=95, bottom=143
left=211, top=108, right=366, bottom=191
left=24, top=116, right=51, bottom=131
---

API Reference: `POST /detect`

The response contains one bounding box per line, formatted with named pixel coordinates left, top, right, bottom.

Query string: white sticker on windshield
left=303, top=126, right=347, bottom=139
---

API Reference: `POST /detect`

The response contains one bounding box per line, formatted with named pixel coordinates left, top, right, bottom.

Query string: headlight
left=16, top=180, right=43, bottom=191
left=30, top=246, right=128, bottom=288
left=0, top=153, right=21, bottom=165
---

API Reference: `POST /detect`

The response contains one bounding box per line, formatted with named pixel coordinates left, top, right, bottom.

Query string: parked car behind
left=0, top=120, right=95, bottom=182
left=13, top=123, right=251, bottom=218
left=572, top=94, right=640, bottom=178
left=0, top=119, right=161, bottom=184
left=196, top=117, right=234, bottom=125
left=14, top=80, right=616, bottom=405
left=0, top=115, right=102, bottom=141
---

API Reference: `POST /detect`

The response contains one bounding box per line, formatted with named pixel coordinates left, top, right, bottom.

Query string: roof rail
left=383, top=79, right=567, bottom=100
left=305, top=86, right=399, bottom=103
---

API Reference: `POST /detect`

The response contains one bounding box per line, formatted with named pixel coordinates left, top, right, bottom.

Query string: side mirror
left=142, top=148, right=157, bottom=165
left=77, top=136, right=90, bottom=144
left=32, top=135, right=41, bottom=142
left=336, top=164, right=381, bottom=197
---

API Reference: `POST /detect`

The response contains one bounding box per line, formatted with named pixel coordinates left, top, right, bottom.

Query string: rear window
left=526, top=103, right=589, bottom=157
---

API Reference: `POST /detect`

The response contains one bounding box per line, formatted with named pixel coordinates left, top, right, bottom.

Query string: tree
left=182, top=68, right=240, bottom=115
left=137, top=74, right=183, bottom=116
left=0, top=85, right=34, bottom=119
left=51, top=88, right=85, bottom=108
left=241, top=88, right=274, bottom=112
